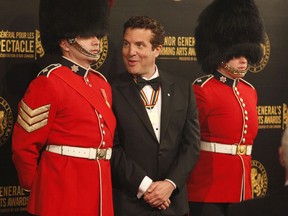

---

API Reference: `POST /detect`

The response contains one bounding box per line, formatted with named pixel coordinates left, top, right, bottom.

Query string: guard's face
left=226, top=56, right=249, bottom=78
left=60, top=36, right=100, bottom=68
left=122, top=28, right=161, bottom=78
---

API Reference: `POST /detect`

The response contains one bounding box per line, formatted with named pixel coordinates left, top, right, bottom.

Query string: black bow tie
left=136, top=76, right=160, bottom=91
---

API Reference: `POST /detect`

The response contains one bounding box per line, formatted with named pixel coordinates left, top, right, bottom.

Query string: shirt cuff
left=137, top=176, right=153, bottom=199
left=165, top=179, right=177, bottom=189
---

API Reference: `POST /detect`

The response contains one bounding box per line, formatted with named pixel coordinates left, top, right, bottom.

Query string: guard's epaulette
left=192, top=74, right=213, bottom=87
left=239, top=78, right=255, bottom=90
left=37, top=63, right=62, bottom=77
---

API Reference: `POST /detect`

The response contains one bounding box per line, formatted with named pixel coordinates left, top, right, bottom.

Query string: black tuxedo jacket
left=111, top=70, right=200, bottom=216
left=227, top=186, right=288, bottom=216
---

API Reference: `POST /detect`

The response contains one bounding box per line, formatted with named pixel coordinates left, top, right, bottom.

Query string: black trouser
left=189, top=202, right=229, bottom=216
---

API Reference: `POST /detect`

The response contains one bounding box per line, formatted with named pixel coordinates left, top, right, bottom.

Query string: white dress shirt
left=137, top=66, right=176, bottom=199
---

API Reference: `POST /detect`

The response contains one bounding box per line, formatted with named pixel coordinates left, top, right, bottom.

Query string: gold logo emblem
left=283, top=103, right=288, bottom=130
left=0, top=97, right=13, bottom=147
left=251, top=160, right=268, bottom=198
left=91, top=36, right=109, bottom=70
left=249, top=33, right=270, bottom=73
left=36, top=30, right=45, bottom=59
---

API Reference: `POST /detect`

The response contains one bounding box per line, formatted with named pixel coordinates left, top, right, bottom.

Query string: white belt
left=200, top=141, right=252, bottom=155
left=46, top=145, right=112, bottom=160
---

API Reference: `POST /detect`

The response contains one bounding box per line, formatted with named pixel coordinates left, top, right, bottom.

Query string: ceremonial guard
left=187, top=0, right=265, bottom=215
left=12, top=0, right=115, bottom=215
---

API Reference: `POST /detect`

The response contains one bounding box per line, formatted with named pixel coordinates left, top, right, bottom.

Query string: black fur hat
left=195, top=0, right=265, bottom=73
left=39, top=0, right=109, bottom=54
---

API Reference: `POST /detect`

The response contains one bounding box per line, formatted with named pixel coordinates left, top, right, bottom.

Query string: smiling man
left=110, top=16, right=200, bottom=216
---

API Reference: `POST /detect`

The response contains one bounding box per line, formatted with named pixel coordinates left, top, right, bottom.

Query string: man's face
left=60, top=36, right=100, bottom=68
left=122, top=28, right=161, bottom=78
left=224, top=56, right=249, bottom=79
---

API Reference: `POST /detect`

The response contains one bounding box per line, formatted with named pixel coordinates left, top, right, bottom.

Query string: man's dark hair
left=123, top=15, right=165, bottom=50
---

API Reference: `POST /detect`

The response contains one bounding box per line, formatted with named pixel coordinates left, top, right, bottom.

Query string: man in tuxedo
left=227, top=127, right=288, bottom=216
left=110, top=15, right=200, bottom=216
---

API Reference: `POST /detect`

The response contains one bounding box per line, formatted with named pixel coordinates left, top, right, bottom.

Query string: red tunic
left=187, top=71, right=258, bottom=203
left=12, top=57, right=116, bottom=216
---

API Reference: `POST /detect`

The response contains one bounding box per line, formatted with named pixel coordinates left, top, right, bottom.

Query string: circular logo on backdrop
left=251, top=160, right=268, bottom=198
left=91, top=36, right=109, bottom=70
left=249, top=33, right=270, bottom=73
left=0, top=97, right=13, bottom=147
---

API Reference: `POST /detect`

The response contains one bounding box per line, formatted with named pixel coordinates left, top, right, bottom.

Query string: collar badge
left=71, top=65, right=79, bottom=73
left=220, top=76, right=227, bottom=83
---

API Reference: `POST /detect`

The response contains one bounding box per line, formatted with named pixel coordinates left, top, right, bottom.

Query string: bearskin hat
left=39, top=0, right=109, bottom=54
left=195, top=0, right=265, bottom=73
